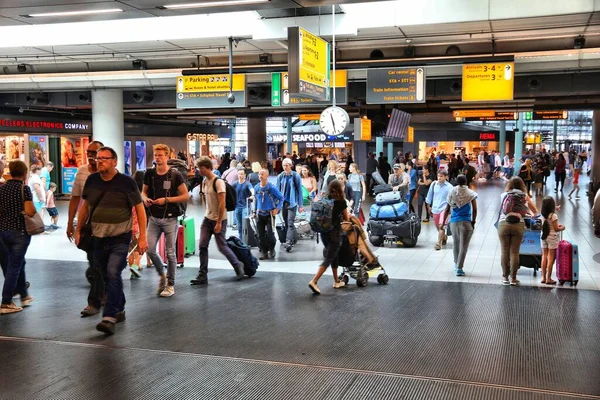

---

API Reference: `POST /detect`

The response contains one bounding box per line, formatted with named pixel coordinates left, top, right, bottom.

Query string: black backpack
left=212, top=178, right=236, bottom=211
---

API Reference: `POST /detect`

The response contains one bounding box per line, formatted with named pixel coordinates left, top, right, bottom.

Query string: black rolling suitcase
left=242, top=217, right=258, bottom=247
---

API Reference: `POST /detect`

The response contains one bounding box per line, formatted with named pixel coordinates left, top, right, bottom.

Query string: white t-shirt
left=29, top=174, right=44, bottom=203
left=542, top=213, right=558, bottom=235
left=72, top=165, right=91, bottom=197
left=202, top=176, right=226, bottom=222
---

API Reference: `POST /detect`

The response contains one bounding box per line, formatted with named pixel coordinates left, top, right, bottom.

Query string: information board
left=453, top=110, right=519, bottom=121
left=366, top=67, right=426, bottom=104
left=176, top=74, right=246, bottom=108
left=462, top=62, right=514, bottom=102
left=272, top=70, right=347, bottom=107
left=525, top=111, right=568, bottom=120
left=287, top=27, right=330, bottom=101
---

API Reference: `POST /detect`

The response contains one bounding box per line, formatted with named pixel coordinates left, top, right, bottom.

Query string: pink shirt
left=46, top=191, right=56, bottom=208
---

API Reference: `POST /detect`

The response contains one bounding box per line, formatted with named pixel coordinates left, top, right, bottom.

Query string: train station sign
left=462, top=62, right=514, bottom=102
left=176, top=74, right=246, bottom=108
left=366, top=67, right=426, bottom=104
left=272, top=70, right=347, bottom=107
left=287, top=27, right=330, bottom=101
left=453, top=110, right=519, bottom=121
left=525, top=111, right=568, bottom=120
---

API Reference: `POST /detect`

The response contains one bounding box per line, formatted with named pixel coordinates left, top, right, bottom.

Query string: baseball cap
left=282, top=158, right=293, bottom=166
left=393, top=163, right=402, bottom=169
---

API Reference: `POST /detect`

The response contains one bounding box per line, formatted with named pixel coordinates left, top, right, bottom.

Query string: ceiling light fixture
left=24, top=8, right=123, bottom=18
left=160, top=0, right=269, bottom=10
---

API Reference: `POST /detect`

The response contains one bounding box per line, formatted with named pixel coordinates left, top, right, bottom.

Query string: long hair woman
left=308, top=180, right=350, bottom=294
left=347, top=163, right=366, bottom=217
left=496, top=176, right=538, bottom=286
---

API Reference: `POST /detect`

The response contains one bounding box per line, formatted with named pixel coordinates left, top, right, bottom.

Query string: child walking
left=540, top=196, right=565, bottom=285
left=568, top=156, right=582, bottom=199
left=46, top=182, right=59, bottom=229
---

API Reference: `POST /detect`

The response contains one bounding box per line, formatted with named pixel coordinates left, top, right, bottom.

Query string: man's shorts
left=542, top=233, right=559, bottom=250
left=47, top=207, right=58, bottom=217
left=433, top=210, right=447, bottom=228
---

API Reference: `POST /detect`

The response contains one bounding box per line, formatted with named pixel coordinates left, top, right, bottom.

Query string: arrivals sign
left=462, top=62, right=514, bottom=101
left=176, top=74, right=246, bottom=108
left=525, top=111, right=568, bottom=120
left=287, top=27, right=331, bottom=101
left=271, top=70, right=347, bottom=107
left=366, top=67, right=426, bottom=104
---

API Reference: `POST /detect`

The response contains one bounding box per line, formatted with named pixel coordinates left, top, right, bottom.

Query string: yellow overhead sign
left=299, top=114, right=321, bottom=121
left=299, top=27, right=329, bottom=87
left=461, top=62, right=514, bottom=102
left=282, top=70, right=346, bottom=90
left=361, top=118, right=372, bottom=141
left=453, top=110, right=496, bottom=118
left=177, top=74, right=246, bottom=93
left=407, top=126, right=414, bottom=143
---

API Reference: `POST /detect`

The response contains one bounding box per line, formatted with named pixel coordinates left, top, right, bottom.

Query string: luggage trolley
left=519, top=217, right=542, bottom=276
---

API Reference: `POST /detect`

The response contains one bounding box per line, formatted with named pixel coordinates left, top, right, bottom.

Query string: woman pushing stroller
left=308, top=180, right=349, bottom=294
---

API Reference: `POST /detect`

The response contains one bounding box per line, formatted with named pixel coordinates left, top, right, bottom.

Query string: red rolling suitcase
left=158, top=225, right=185, bottom=268
left=556, top=237, right=579, bottom=287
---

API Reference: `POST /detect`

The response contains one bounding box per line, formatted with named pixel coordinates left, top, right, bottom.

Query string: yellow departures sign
left=461, top=62, right=514, bottom=102
left=177, top=74, right=245, bottom=93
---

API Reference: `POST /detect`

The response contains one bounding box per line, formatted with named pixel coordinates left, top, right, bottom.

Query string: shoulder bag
left=21, top=184, right=45, bottom=235
left=77, top=189, right=109, bottom=252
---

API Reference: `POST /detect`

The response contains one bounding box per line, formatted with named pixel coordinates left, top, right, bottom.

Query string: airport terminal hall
left=2, top=0, right=600, bottom=399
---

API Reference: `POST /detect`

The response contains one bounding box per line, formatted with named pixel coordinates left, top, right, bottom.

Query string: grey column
left=387, top=142, right=394, bottom=165
left=286, top=117, right=292, bottom=154
left=514, top=113, right=524, bottom=171
left=92, top=89, right=124, bottom=172
left=248, top=117, right=267, bottom=163
left=552, top=120, right=558, bottom=152
left=590, top=111, right=600, bottom=198
left=375, top=137, right=384, bottom=157
left=499, top=120, right=506, bottom=156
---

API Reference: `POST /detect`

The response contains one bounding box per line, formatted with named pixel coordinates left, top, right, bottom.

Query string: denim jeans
left=498, top=220, right=525, bottom=279
left=87, top=248, right=105, bottom=310
left=408, top=188, right=417, bottom=213
left=352, top=191, right=362, bottom=217
left=449, top=221, right=474, bottom=269
left=281, top=204, right=297, bottom=243
left=0, top=230, right=31, bottom=304
left=92, top=232, right=131, bottom=319
left=235, top=206, right=248, bottom=238
left=146, top=216, right=179, bottom=285
left=198, top=218, right=242, bottom=279
left=417, top=193, right=430, bottom=220
left=256, top=213, right=276, bottom=253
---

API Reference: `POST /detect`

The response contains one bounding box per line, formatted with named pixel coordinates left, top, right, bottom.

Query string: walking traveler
left=276, top=158, right=304, bottom=253
left=253, top=169, right=284, bottom=260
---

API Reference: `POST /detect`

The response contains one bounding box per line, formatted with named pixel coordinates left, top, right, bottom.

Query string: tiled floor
left=33, top=174, right=600, bottom=290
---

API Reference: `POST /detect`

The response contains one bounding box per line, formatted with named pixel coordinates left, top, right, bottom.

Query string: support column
left=375, top=137, right=384, bottom=159
left=514, top=113, right=524, bottom=172
left=552, top=120, right=558, bottom=152
left=92, top=89, right=124, bottom=172
left=499, top=120, right=506, bottom=156
left=286, top=117, right=293, bottom=154
left=248, top=117, right=267, bottom=163
left=387, top=142, right=394, bottom=165
left=590, top=111, right=600, bottom=202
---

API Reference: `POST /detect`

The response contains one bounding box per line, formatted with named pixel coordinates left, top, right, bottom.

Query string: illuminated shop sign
left=186, top=133, right=219, bottom=141
left=479, top=133, right=497, bottom=140
left=0, top=118, right=90, bottom=131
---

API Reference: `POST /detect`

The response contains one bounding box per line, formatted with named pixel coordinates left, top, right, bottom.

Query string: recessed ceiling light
left=24, top=8, right=123, bottom=18
left=160, top=0, right=269, bottom=10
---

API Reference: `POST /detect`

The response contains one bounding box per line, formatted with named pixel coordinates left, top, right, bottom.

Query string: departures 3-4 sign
left=287, top=27, right=330, bottom=101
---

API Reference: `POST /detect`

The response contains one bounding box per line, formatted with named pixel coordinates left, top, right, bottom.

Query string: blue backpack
left=310, top=197, right=335, bottom=233
left=226, top=236, right=258, bottom=277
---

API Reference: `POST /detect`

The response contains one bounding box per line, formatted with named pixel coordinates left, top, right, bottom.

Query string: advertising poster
left=29, top=135, right=48, bottom=168
left=5, top=135, right=25, bottom=162
left=135, top=140, right=146, bottom=171
left=124, top=141, right=132, bottom=176
left=61, top=137, right=81, bottom=194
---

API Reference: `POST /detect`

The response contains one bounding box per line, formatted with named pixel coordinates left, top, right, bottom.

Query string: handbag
left=20, top=184, right=45, bottom=235
left=77, top=189, right=109, bottom=252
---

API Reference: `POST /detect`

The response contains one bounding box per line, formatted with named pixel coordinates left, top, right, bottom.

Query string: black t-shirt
left=331, top=199, right=347, bottom=230
left=144, top=168, right=186, bottom=218
left=0, top=180, right=33, bottom=232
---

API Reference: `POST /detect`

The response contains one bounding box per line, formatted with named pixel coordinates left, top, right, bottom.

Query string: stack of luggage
left=367, top=184, right=421, bottom=248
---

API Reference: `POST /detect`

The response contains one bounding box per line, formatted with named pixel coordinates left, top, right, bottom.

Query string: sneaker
left=308, top=280, right=321, bottom=295
left=96, top=319, right=115, bottom=335
left=284, top=242, right=293, bottom=253
left=456, top=268, right=465, bottom=277
left=157, top=274, right=167, bottom=296
left=259, top=252, right=268, bottom=260
left=510, top=278, right=520, bottom=286
left=502, top=277, right=510, bottom=285
left=80, top=305, right=100, bottom=317
left=20, top=296, right=34, bottom=307
left=190, top=275, right=207, bottom=285
left=1, top=302, right=23, bottom=314
left=234, top=263, right=245, bottom=280
left=160, top=285, right=175, bottom=297
left=269, top=249, right=276, bottom=259
left=115, top=311, right=126, bottom=323
left=129, top=265, right=141, bottom=279
left=333, top=281, right=346, bottom=289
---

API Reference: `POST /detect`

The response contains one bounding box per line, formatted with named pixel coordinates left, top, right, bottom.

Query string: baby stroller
left=337, top=215, right=389, bottom=287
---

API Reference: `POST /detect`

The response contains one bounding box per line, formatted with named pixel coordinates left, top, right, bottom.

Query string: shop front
left=266, top=132, right=354, bottom=160
left=0, top=115, right=91, bottom=192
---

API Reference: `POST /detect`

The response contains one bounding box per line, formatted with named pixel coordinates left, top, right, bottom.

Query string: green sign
left=525, top=111, right=533, bottom=121
left=271, top=72, right=281, bottom=107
